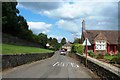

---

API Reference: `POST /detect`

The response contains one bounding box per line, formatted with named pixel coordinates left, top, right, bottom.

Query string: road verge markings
left=53, top=62, right=59, bottom=67
left=53, top=62, right=79, bottom=68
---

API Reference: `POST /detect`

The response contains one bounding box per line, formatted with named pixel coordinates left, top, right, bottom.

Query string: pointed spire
left=82, top=19, right=86, bottom=32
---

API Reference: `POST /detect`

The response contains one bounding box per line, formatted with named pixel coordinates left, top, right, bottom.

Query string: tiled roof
left=63, top=43, right=72, bottom=47
left=83, top=30, right=120, bottom=44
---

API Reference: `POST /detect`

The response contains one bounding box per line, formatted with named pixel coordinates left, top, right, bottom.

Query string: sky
left=16, top=0, right=119, bottom=42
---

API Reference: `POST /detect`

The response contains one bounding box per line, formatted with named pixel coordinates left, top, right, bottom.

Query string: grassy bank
left=2, top=44, right=54, bottom=54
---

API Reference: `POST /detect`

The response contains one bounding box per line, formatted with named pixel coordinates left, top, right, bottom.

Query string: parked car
left=60, top=50, right=66, bottom=55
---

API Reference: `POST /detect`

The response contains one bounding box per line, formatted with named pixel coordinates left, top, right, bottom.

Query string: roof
left=94, top=32, right=107, bottom=41
left=82, top=30, right=120, bottom=44
left=63, top=43, right=72, bottom=47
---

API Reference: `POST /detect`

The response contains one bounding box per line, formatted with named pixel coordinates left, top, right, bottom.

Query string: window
left=95, top=41, right=106, bottom=50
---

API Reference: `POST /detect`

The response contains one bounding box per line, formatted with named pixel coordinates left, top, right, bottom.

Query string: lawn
left=2, top=44, right=54, bottom=54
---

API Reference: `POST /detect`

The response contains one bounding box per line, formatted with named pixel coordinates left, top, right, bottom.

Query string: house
left=62, top=42, right=72, bottom=52
left=81, top=20, right=120, bottom=55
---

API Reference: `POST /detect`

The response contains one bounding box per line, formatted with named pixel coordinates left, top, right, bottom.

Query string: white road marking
left=76, top=65, right=79, bottom=68
left=53, top=62, right=79, bottom=68
left=53, top=62, right=59, bottom=67
left=71, top=63, right=74, bottom=67
left=60, top=62, right=64, bottom=67
left=63, top=63, right=64, bottom=66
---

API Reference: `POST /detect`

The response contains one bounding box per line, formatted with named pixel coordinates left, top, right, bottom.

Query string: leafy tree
left=38, top=33, right=48, bottom=48
left=51, top=38, right=58, bottom=46
left=17, top=15, right=29, bottom=30
left=50, top=38, right=61, bottom=50
left=61, top=37, right=66, bottom=45
left=73, top=38, right=81, bottom=44
left=48, top=37, right=52, bottom=45
left=2, top=2, right=20, bottom=35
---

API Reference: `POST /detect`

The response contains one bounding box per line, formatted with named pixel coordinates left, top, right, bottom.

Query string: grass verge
left=2, top=44, right=54, bottom=54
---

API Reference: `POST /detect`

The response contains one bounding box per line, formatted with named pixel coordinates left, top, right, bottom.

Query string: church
left=81, top=20, right=120, bottom=55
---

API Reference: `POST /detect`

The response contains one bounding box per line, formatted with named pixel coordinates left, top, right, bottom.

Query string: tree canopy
left=73, top=38, right=81, bottom=44
left=61, top=37, right=66, bottom=45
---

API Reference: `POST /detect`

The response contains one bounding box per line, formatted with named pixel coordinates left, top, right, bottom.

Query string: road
left=3, top=51, right=99, bottom=79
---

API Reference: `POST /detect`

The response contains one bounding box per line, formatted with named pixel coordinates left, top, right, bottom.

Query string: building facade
left=62, top=42, right=72, bottom=52
left=81, top=20, right=120, bottom=55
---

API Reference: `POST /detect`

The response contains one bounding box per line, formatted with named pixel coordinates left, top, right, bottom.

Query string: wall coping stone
left=76, top=53, right=120, bottom=77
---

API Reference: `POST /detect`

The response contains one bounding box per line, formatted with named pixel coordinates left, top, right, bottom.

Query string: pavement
left=2, top=51, right=99, bottom=79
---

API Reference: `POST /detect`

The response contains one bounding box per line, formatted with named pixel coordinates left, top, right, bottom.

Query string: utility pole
left=85, top=38, right=88, bottom=67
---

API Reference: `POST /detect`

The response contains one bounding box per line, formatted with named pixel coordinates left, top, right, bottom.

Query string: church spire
left=82, top=20, right=86, bottom=32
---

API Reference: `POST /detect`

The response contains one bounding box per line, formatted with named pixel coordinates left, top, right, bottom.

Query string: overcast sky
left=16, top=0, right=119, bottom=42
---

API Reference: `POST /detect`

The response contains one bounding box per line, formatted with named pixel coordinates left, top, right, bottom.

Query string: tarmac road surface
left=2, top=51, right=99, bottom=79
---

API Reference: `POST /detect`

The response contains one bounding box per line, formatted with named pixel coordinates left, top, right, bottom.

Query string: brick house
left=81, top=20, right=120, bottom=54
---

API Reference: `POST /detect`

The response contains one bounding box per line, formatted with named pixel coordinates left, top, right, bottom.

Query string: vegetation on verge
left=71, top=44, right=84, bottom=55
left=2, top=44, right=54, bottom=54
left=88, top=51, right=120, bottom=64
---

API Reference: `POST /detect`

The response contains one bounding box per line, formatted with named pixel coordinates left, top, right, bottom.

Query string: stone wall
left=70, top=53, right=120, bottom=79
left=2, top=52, right=54, bottom=70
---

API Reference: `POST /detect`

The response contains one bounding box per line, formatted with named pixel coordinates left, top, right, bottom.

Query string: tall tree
left=51, top=38, right=61, bottom=50
left=38, top=33, right=48, bottom=48
left=2, top=2, right=20, bottom=35
left=51, top=38, right=58, bottom=46
left=17, top=15, right=29, bottom=30
left=48, top=37, right=52, bottom=45
left=73, top=38, right=81, bottom=44
left=61, top=37, right=66, bottom=45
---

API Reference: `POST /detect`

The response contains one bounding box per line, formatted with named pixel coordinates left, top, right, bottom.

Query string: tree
left=17, top=15, right=29, bottom=30
left=48, top=37, right=52, bottom=45
left=61, top=37, right=66, bottom=45
left=38, top=33, right=48, bottom=48
left=73, top=38, right=81, bottom=44
left=50, top=38, right=61, bottom=50
left=51, top=38, right=58, bottom=46
left=2, top=2, right=20, bottom=35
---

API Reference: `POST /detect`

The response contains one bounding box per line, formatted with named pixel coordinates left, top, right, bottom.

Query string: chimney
left=82, top=20, right=85, bottom=32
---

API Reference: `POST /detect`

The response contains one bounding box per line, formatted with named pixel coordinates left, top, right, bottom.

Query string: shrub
left=110, top=53, right=120, bottom=64
left=88, top=51, right=94, bottom=57
left=117, top=45, right=120, bottom=52
left=71, top=44, right=77, bottom=53
left=71, top=44, right=84, bottom=55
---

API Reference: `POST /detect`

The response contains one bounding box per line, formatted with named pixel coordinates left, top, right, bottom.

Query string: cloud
left=56, top=19, right=82, bottom=33
left=27, top=22, right=52, bottom=34
left=19, top=2, right=118, bottom=30
left=18, top=1, right=118, bottom=42
left=18, top=2, right=62, bottom=12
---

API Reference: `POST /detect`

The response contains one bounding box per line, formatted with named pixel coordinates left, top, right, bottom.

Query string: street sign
left=82, top=38, right=91, bottom=46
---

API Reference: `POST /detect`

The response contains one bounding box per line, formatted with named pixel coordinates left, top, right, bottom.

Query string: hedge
left=71, top=44, right=84, bottom=55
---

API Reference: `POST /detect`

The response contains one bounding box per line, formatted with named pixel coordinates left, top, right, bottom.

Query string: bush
left=117, top=45, right=120, bottom=52
left=71, top=44, right=84, bottom=55
left=88, top=51, right=94, bottom=57
left=71, top=44, right=77, bottom=53
left=110, top=53, right=120, bottom=64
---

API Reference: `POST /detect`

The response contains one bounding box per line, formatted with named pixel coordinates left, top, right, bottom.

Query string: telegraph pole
left=85, top=38, right=88, bottom=67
